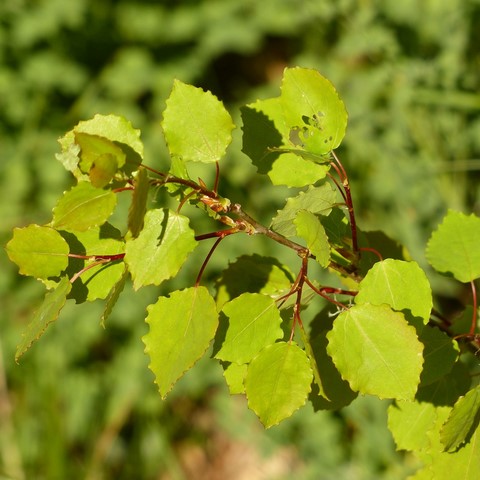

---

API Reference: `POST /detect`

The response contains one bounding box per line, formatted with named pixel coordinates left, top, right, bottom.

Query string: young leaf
left=127, top=167, right=149, bottom=238
left=6, top=225, right=69, bottom=278
left=52, top=182, right=117, bottom=232
left=16, top=277, right=72, bottom=361
left=215, top=293, right=284, bottom=364
left=271, top=183, right=337, bottom=237
left=125, top=209, right=197, bottom=290
left=101, top=266, right=128, bottom=327
left=162, top=80, right=235, bottom=163
left=294, top=209, right=330, bottom=267
left=73, top=113, right=144, bottom=159
left=245, top=342, right=313, bottom=428
left=355, top=259, right=433, bottom=323
left=280, top=67, right=348, bottom=155
left=441, top=385, right=480, bottom=452
left=426, top=210, right=480, bottom=282
left=143, top=287, right=218, bottom=398
left=326, top=303, right=424, bottom=400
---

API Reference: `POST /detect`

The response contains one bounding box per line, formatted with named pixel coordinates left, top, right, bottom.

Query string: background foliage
left=1, top=0, right=479, bottom=478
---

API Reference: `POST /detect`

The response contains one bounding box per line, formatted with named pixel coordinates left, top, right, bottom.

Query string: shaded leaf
left=6, top=224, right=69, bottom=278
left=271, top=183, right=337, bottom=237
left=16, top=277, right=72, bottom=361
left=245, top=342, right=313, bottom=428
left=441, top=385, right=480, bottom=452
left=143, top=287, right=218, bottom=398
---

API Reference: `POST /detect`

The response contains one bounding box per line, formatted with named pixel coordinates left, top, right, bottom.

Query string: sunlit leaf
left=215, top=293, right=283, bottom=364
left=280, top=67, right=348, bottom=154
left=162, top=80, right=235, bottom=163
left=6, top=224, right=69, bottom=278
left=16, top=277, right=72, bottom=362
left=52, top=182, right=117, bottom=232
left=355, top=259, right=433, bottom=323
left=222, top=362, right=248, bottom=395
left=101, top=266, right=128, bottom=327
left=143, top=287, right=218, bottom=398
left=327, top=303, right=423, bottom=400
left=125, top=208, right=197, bottom=290
left=426, top=210, right=480, bottom=282
left=245, top=342, right=312, bottom=427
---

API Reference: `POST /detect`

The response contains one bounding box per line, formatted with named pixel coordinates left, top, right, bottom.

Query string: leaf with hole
left=280, top=67, right=348, bottom=155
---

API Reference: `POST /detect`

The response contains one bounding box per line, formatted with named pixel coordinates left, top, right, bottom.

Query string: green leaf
left=426, top=210, right=480, bottom=282
left=222, top=362, right=248, bottom=395
left=215, top=293, right=283, bottom=364
left=388, top=400, right=440, bottom=452
left=125, top=209, right=197, bottom=290
left=52, top=182, right=117, bottom=232
left=326, top=303, right=424, bottom=400
left=355, top=259, right=433, bottom=323
left=245, top=342, right=313, bottom=428
left=16, top=277, right=72, bottom=361
left=6, top=224, right=69, bottom=278
left=127, top=167, right=149, bottom=238
left=56, top=114, right=144, bottom=179
left=101, top=266, right=128, bottom=327
left=418, top=325, right=459, bottom=386
left=162, top=80, right=235, bottom=163
left=215, top=254, right=294, bottom=308
left=441, top=385, right=480, bottom=452
left=308, top=333, right=358, bottom=410
left=280, top=67, right=348, bottom=155
left=143, top=287, right=218, bottom=398
left=271, top=184, right=337, bottom=237
left=267, top=152, right=330, bottom=187
left=294, top=210, right=330, bottom=267
left=68, top=227, right=125, bottom=302
left=73, top=113, right=144, bottom=159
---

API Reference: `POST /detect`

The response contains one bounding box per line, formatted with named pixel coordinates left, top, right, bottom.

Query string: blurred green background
left=1, top=1, right=479, bottom=478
